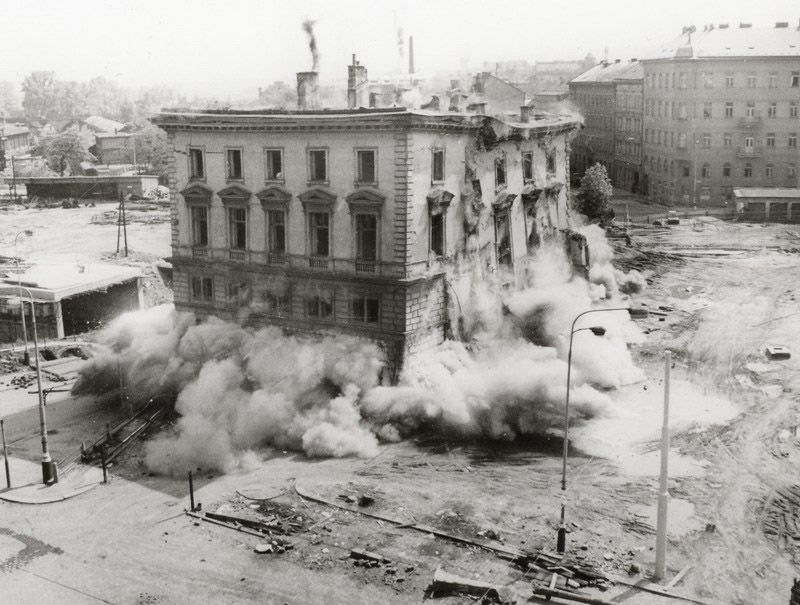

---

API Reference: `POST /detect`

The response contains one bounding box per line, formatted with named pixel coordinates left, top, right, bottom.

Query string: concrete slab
left=0, top=456, right=102, bottom=504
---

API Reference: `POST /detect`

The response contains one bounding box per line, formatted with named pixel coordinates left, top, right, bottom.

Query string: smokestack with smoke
left=302, top=19, right=319, bottom=72
left=74, top=225, right=646, bottom=476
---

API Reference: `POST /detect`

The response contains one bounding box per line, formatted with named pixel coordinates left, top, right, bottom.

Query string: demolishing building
left=152, top=66, right=580, bottom=381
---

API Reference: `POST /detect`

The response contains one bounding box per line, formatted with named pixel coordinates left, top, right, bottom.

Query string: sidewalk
left=0, top=455, right=101, bottom=504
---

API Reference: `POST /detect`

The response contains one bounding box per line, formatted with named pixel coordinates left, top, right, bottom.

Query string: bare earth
left=1, top=208, right=800, bottom=604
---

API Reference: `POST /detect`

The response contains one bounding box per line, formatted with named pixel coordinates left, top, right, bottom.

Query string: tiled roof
left=645, top=24, right=800, bottom=60
left=83, top=116, right=126, bottom=133
left=571, top=61, right=643, bottom=84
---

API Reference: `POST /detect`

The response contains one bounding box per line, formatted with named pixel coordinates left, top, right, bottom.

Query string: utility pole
left=654, top=350, right=671, bottom=581
left=11, top=155, right=17, bottom=202
left=116, top=188, right=129, bottom=257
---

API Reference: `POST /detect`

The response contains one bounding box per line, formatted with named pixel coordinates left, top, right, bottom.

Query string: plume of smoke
left=74, top=225, right=645, bottom=476
left=302, top=20, right=319, bottom=72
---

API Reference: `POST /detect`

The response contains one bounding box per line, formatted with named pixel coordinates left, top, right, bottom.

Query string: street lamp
left=557, top=307, right=631, bottom=553
left=0, top=284, right=58, bottom=485
left=13, top=230, right=33, bottom=364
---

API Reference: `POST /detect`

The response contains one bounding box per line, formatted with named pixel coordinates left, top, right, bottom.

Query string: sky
left=2, top=0, right=798, bottom=99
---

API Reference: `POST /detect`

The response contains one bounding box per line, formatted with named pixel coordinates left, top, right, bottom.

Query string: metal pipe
left=1, top=419, right=10, bottom=488
left=654, top=350, right=671, bottom=580
left=189, top=471, right=195, bottom=511
left=13, top=231, right=30, bottom=364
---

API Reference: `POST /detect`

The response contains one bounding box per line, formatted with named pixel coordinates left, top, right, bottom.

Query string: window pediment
left=346, top=188, right=386, bottom=211
left=493, top=192, right=517, bottom=211
left=256, top=185, right=292, bottom=209
left=217, top=184, right=252, bottom=203
left=521, top=183, right=543, bottom=204
left=180, top=182, right=213, bottom=203
left=298, top=187, right=336, bottom=207
left=427, top=187, right=454, bottom=216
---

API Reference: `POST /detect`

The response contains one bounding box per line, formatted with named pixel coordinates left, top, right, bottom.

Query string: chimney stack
left=347, top=54, right=368, bottom=109
left=520, top=105, right=531, bottom=123
left=408, top=35, right=415, bottom=75
left=297, top=71, right=320, bottom=110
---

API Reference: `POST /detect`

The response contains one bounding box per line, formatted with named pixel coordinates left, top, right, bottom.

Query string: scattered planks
left=762, top=484, right=800, bottom=552
left=186, top=510, right=294, bottom=550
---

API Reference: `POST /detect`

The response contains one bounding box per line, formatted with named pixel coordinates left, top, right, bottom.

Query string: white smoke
left=74, top=227, right=645, bottom=476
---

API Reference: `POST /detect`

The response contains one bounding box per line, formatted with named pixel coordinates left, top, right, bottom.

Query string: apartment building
left=569, top=60, right=643, bottom=186
left=152, top=81, right=578, bottom=381
left=642, top=22, right=800, bottom=206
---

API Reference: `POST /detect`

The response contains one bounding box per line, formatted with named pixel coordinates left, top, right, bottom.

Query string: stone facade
left=153, top=108, right=578, bottom=382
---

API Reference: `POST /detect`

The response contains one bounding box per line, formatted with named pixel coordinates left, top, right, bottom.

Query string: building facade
left=95, top=132, right=134, bottom=164
left=153, top=105, right=578, bottom=381
left=570, top=60, right=642, bottom=184
left=642, top=23, right=800, bottom=206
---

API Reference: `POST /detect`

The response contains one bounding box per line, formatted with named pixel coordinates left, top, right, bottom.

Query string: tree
left=22, top=71, right=58, bottom=121
left=0, top=81, right=21, bottom=117
left=133, top=124, right=168, bottom=178
left=576, top=162, right=614, bottom=222
left=33, top=130, right=92, bottom=176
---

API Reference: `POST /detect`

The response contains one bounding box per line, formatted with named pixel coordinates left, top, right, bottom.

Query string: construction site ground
left=2, top=205, right=800, bottom=603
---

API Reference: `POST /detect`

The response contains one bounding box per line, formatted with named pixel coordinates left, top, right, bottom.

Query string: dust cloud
left=73, top=227, right=645, bottom=475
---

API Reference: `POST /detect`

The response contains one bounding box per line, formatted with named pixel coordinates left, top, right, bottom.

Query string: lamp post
left=13, top=230, right=33, bottom=364
left=558, top=306, right=631, bottom=554
left=0, top=284, right=57, bottom=485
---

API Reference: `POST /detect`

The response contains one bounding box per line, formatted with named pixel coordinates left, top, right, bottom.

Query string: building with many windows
left=642, top=22, right=800, bottom=206
left=569, top=59, right=643, bottom=187
left=152, top=94, right=578, bottom=380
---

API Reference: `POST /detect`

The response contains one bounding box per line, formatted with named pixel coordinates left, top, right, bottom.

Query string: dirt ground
left=2, top=211, right=800, bottom=603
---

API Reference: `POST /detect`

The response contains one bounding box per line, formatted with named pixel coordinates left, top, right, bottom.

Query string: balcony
left=172, top=246, right=415, bottom=279
left=737, top=146, right=763, bottom=158
left=738, top=116, right=762, bottom=129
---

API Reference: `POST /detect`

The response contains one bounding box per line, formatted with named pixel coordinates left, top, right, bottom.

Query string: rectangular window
left=747, top=73, right=756, bottom=88
left=355, top=149, right=376, bottom=184
left=522, top=152, right=533, bottom=181
left=744, top=164, right=753, bottom=178
left=725, top=73, right=734, bottom=88
left=703, top=103, right=712, bottom=118
left=265, top=149, right=283, bottom=181
left=769, top=73, right=777, bottom=88
left=702, top=72, right=713, bottom=88
left=307, top=295, right=333, bottom=319
left=190, top=276, right=213, bottom=302
left=790, top=164, right=797, bottom=178
left=724, top=102, right=733, bottom=118
left=546, top=151, right=556, bottom=175
left=268, top=210, right=286, bottom=253
left=723, top=164, right=731, bottom=177
left=308, top=149, right=327, bottom=182
left=190, top=206, right=208, bottom=247
left=265, top=291, right=291, bottom=317
left=767, top=133, right=776, bottom=147
left=744, top=136, right=754, bottom=149
left=309, top=212, right=330, bottom=257
left=723, top=133, right=732, bottom=147
left=228, top=207, right=247, bottom=250
left=494, top=211, right=512, bottom=269
left=430, top=212, right=444, bottom=257
left=355, top=213, right=377, bottom=261
left=352, top=295, right=380, bottom=324
left=225, top=149, right=243, bottom=180
left=702, top=133, right=711, bottom=148
left=791, top=103, right=798, bottom=118
left=792, top=72, right=800, bottom=87
left=432, top=149, right=445, bottom=182
left=682, top=165, right=690, bottom=177
left=768, top=103, right=777, bottom=118
left=746, top=103, right=755, bottom=117
left=189, top=148, right=205, bottom=179
left=495, top=156, right=506, bottom=187
left=790, top=134, right=798, bottom=148
left=678, top=73, right=687, bottom=89
left=766, top=164, right=774, bottom=178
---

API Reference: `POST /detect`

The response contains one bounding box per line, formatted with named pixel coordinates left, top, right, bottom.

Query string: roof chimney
left=347, top=54, right=368, bottom=109
left=408, top=35, right=415, bottom=75
left=775, top=21, right=789, bottom=28
left=739, top=22, right=752, bottom=28
left=718, top=23, right=729, bottom=29
left=297, top=71, right=320, bottom=110
left=520, top=105, right=531, bottom=123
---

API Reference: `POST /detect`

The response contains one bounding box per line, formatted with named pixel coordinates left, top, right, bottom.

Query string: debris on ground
left=426, top=567, right=504, bottom=601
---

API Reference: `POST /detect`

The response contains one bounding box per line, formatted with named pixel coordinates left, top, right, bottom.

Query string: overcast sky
left=3, top=0, right=798, bottom=98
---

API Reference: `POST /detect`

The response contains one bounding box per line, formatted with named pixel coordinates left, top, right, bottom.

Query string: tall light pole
left=558, top=306, right=631, bottom=553
left=13, top=230, right=33, bottom=364
left=0, top=284, right=57, bottom=485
